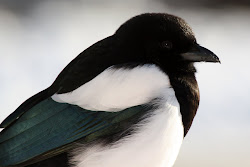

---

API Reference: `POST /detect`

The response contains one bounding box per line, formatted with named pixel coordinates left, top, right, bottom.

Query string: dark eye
left=161, top=41, right=173, bottom=49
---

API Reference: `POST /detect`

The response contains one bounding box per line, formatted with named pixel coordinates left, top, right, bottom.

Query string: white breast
left=52, top=64, right=172, bottom=111
left=69, top=95, right=183, bottom=167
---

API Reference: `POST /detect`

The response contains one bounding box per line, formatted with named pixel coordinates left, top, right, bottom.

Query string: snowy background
left=0, top=0, right=250, bottom=167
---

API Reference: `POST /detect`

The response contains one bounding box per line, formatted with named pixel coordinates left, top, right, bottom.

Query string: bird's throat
left=167, top=69, right=200, bottom=136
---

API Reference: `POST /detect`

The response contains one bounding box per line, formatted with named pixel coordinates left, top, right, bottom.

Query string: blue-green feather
left=0, top=98, right=149, bottom=167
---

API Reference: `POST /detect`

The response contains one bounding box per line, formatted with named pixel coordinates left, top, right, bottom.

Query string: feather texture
left=52, top=64, right=171, bottom=111
left=0, top=98, right=152, bottom=167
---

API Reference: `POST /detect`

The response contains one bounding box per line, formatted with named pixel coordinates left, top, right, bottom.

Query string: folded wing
left=0, top=97, right=149, bottom=167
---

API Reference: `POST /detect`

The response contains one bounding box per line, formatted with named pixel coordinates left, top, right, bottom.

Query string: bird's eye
left=161, top=41, right=173, bottom=50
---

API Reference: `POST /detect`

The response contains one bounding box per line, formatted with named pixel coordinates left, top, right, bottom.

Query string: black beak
left=181, top=44, right=220, bottom=63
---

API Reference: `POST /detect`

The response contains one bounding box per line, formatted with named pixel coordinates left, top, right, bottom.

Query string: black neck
left=163, top=63, right=200, bottom=136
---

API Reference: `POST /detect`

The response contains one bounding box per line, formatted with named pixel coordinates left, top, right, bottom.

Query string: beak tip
left=213, top=55, right=221, bottom=64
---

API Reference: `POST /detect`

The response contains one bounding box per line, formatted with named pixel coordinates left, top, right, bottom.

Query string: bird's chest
left=70, top=98, right=184, bottom=167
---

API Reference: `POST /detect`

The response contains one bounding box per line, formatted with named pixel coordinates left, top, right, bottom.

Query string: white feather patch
left=70, top=92, right=183, bottom=167
left=52, top=64, right=172, bottom=111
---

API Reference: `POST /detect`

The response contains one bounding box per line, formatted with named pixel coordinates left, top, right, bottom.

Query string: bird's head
left=115, top=13, right=220, bottom=72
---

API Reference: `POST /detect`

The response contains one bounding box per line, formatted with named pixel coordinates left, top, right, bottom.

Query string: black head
left=114, top=13, right=220, bottom=136
left=115, top=13, right=220, bottom=73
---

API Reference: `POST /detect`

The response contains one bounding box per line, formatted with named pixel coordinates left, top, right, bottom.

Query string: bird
left=0, top=13, right=220, bottom=167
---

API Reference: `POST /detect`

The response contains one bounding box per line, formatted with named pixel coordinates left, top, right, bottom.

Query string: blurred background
left=0, top=0, right=249, bottom=166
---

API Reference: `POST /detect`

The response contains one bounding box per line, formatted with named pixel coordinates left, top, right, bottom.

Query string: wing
left=0, top=97, right=150, bottom=167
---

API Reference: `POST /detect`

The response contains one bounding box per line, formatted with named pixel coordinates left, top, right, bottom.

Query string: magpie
left=0, top=13, right=220, bottom=167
